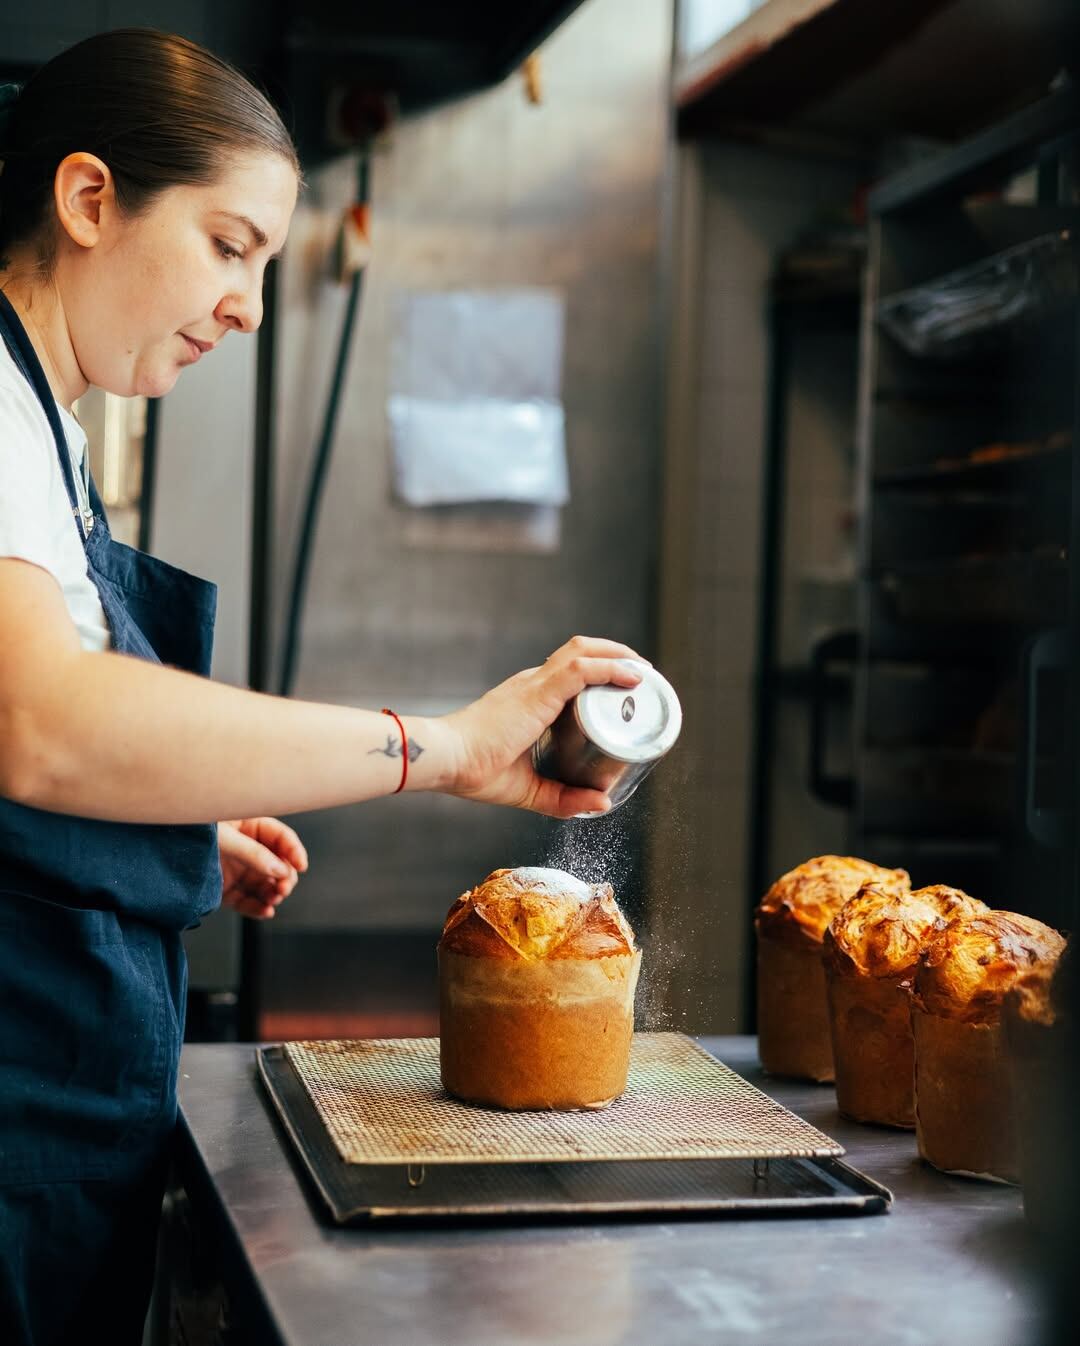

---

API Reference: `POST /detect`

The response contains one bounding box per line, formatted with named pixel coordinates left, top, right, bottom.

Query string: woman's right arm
left=0, top=557, right=643, bottom=824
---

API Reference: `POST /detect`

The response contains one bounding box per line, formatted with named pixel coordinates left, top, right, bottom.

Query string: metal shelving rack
left=851, top=84, right=1080, bottom=931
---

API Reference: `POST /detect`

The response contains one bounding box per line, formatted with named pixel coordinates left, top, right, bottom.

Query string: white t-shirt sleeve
left=0, top=359, right=111, bottom=652
left=0, top=384, right=69, bottom=572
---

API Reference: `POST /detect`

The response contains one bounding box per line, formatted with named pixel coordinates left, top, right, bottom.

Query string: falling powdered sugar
left=530, top=778, right=705, bottom=1033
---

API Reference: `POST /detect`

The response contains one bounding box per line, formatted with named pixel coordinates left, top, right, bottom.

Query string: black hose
left=278, top=158, right=369, bottom=697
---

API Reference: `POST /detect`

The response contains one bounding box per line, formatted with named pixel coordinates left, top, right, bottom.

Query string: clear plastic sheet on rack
left=876, top=229, right=1078, bottom=359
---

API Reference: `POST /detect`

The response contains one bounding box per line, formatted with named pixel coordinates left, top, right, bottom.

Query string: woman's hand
left=218, top=817, right=308, bottom=920
left=442, top=635, right=646, bottom=819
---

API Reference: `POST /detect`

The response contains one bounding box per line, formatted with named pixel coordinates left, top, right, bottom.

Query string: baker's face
left=65, top=151, right=298, bottom=398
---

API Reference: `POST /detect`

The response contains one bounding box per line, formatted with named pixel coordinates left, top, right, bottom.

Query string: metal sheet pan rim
left=360, top=1191, right=888, bottom=1221
left=256, top=1048, right=892, bottom=1226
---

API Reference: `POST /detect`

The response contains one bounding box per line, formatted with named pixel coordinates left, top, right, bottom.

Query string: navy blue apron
left=0, top=291, right=223, bottom=1345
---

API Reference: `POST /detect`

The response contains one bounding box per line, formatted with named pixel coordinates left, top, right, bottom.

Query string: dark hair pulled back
left=0, top=28, right=300, bottom=272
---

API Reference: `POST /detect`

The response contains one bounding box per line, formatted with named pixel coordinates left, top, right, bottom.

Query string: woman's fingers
left=247, top=868, right=295, bottom=902
left=231, top=894, right=278, bottom=920
left=546, top=635, right=649, bottom=666
left=540, top=638, right=649, bottom=705
left=540, top=654, right=643, bottom=710
left=223, top=824, right=293, bottom=880
left=524, top=775, right=613, bottom=820
left=240, top=816, right=309, bottom=872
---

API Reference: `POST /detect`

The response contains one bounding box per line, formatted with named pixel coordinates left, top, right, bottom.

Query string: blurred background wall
left=651, top=140, right=858, bottom=1030
left=260, top=0, right=675, bottom=1034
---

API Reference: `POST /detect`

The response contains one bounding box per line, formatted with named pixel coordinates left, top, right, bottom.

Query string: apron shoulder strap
left=0, top=290, right=93, bottom=542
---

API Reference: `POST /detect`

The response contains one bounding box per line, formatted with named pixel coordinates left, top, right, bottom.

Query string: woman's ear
left=53, top=153, right=115, bottom=250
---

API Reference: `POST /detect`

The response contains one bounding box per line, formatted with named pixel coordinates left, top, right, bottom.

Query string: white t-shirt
left=0, top=335, right=111, bottom=652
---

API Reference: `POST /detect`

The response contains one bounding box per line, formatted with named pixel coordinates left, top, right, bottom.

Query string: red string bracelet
left=381, top=708, right=409, bottom=794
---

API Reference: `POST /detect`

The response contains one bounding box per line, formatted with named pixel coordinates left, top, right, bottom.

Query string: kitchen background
left=2, top=0, right=1078, bottom=1039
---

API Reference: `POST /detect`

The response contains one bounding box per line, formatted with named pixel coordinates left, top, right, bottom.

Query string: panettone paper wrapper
left=913, top=1009, right=1019, bottom=1184
left=756, top=935, right=834, bottom=1083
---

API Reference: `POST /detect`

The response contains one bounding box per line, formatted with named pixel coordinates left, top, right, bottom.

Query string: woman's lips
left=180, top=334, right=215, bottom=362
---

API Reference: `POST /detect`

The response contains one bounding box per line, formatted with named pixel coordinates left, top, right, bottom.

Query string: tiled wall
left=651, top=142, right=857, bottom=1032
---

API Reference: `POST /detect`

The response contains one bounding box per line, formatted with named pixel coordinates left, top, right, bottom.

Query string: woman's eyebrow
left=218, top=211, right=284, bottom=260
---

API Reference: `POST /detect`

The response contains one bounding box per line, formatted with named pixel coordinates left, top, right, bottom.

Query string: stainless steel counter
left=174, top=1037, right=1045, bottom=1346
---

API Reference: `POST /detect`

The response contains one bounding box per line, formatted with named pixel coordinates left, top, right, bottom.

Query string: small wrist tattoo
left=369, top=735, right=425, bottom=764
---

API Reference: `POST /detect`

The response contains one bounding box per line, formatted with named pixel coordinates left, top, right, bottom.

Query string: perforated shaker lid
left=575, top=661, right=682, bottom=764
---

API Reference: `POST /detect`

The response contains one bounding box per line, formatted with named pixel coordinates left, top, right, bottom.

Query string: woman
left=0, top=29, right=643, bottom=1344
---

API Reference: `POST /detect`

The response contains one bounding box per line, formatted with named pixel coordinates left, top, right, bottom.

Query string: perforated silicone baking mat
left=278, top=1033, right=843, bottom=1166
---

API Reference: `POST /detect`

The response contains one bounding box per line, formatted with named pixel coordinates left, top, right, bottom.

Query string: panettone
left=912, top=911, right=1065, bottom=1181
left=1003, top=939, right=1073, bottom=1225
left=754, top=856, right=910, bottom=1083
left=824, top=883, right=987, bottom=1127
left=438, top=867, right=640, bottom=1110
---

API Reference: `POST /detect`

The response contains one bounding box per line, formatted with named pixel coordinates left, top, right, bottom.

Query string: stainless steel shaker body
left=532, top=660, right=681, bottom=815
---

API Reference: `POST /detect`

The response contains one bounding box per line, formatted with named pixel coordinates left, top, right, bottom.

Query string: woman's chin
left=135, top=366, right=183, bottom=399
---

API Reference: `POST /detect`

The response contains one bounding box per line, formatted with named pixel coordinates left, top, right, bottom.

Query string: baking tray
left=257, top=1036, right=892, bottom=1224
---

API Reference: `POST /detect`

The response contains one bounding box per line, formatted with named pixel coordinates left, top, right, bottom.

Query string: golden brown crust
left=1004, top=963, right=1059, bottom=1029
left=824, top=883, right=987, bottom=980
left=439, top=867, right=636, bottom=962
left=1010, top=934, right=1073, bottom=1026
left=914, top=911, right=1065, bottom=1024
left=755, top=856, right=910, bottom=950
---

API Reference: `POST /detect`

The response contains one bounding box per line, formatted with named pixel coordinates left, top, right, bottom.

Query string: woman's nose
left=217, top=286, right=263, bottom=334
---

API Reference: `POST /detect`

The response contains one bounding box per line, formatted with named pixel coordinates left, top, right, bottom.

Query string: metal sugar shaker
left=532, top=660, right=682, bottom=817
